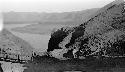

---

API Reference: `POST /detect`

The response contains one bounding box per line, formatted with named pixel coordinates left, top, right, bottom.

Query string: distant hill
left=3, top=8, right=99, bottom=25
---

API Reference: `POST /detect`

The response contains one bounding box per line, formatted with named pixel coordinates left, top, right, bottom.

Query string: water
left=4, top=24, right=51, bottom=52
left=3, top=24, right=51, bottom=72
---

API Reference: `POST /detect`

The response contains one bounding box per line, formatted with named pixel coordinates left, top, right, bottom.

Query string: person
left=73, top=48, right=79, bottom=58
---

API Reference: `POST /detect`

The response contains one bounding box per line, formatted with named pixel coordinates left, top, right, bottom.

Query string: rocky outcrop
left=47, top=27, right=74, bottom=52
left=0, top=29, right=33, bottom=60
left=47, top=0, right=125, bottom=59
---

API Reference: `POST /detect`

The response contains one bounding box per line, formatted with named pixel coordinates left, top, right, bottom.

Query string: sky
left=0, top=12, right=3, bottom=31
left=0, top=0, right=115, bottom=13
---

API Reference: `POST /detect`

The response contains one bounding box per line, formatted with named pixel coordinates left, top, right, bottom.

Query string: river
left=4, top=24, right=51, bottom=52
left=2, top=23, right=52, bottom=72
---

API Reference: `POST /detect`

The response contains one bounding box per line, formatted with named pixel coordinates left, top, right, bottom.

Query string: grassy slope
left=24, top=55, right=125, bottom=72
left=0, top=29, right=33, bottom=59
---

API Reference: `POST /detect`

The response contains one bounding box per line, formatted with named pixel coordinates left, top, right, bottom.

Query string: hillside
left=0, top=29, right=33, bottom=60
left=3, top=8, right=99, bottom=25
left=47, top=0, right=125, bottom=59
left=22, top=0, right=125, bottom=71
